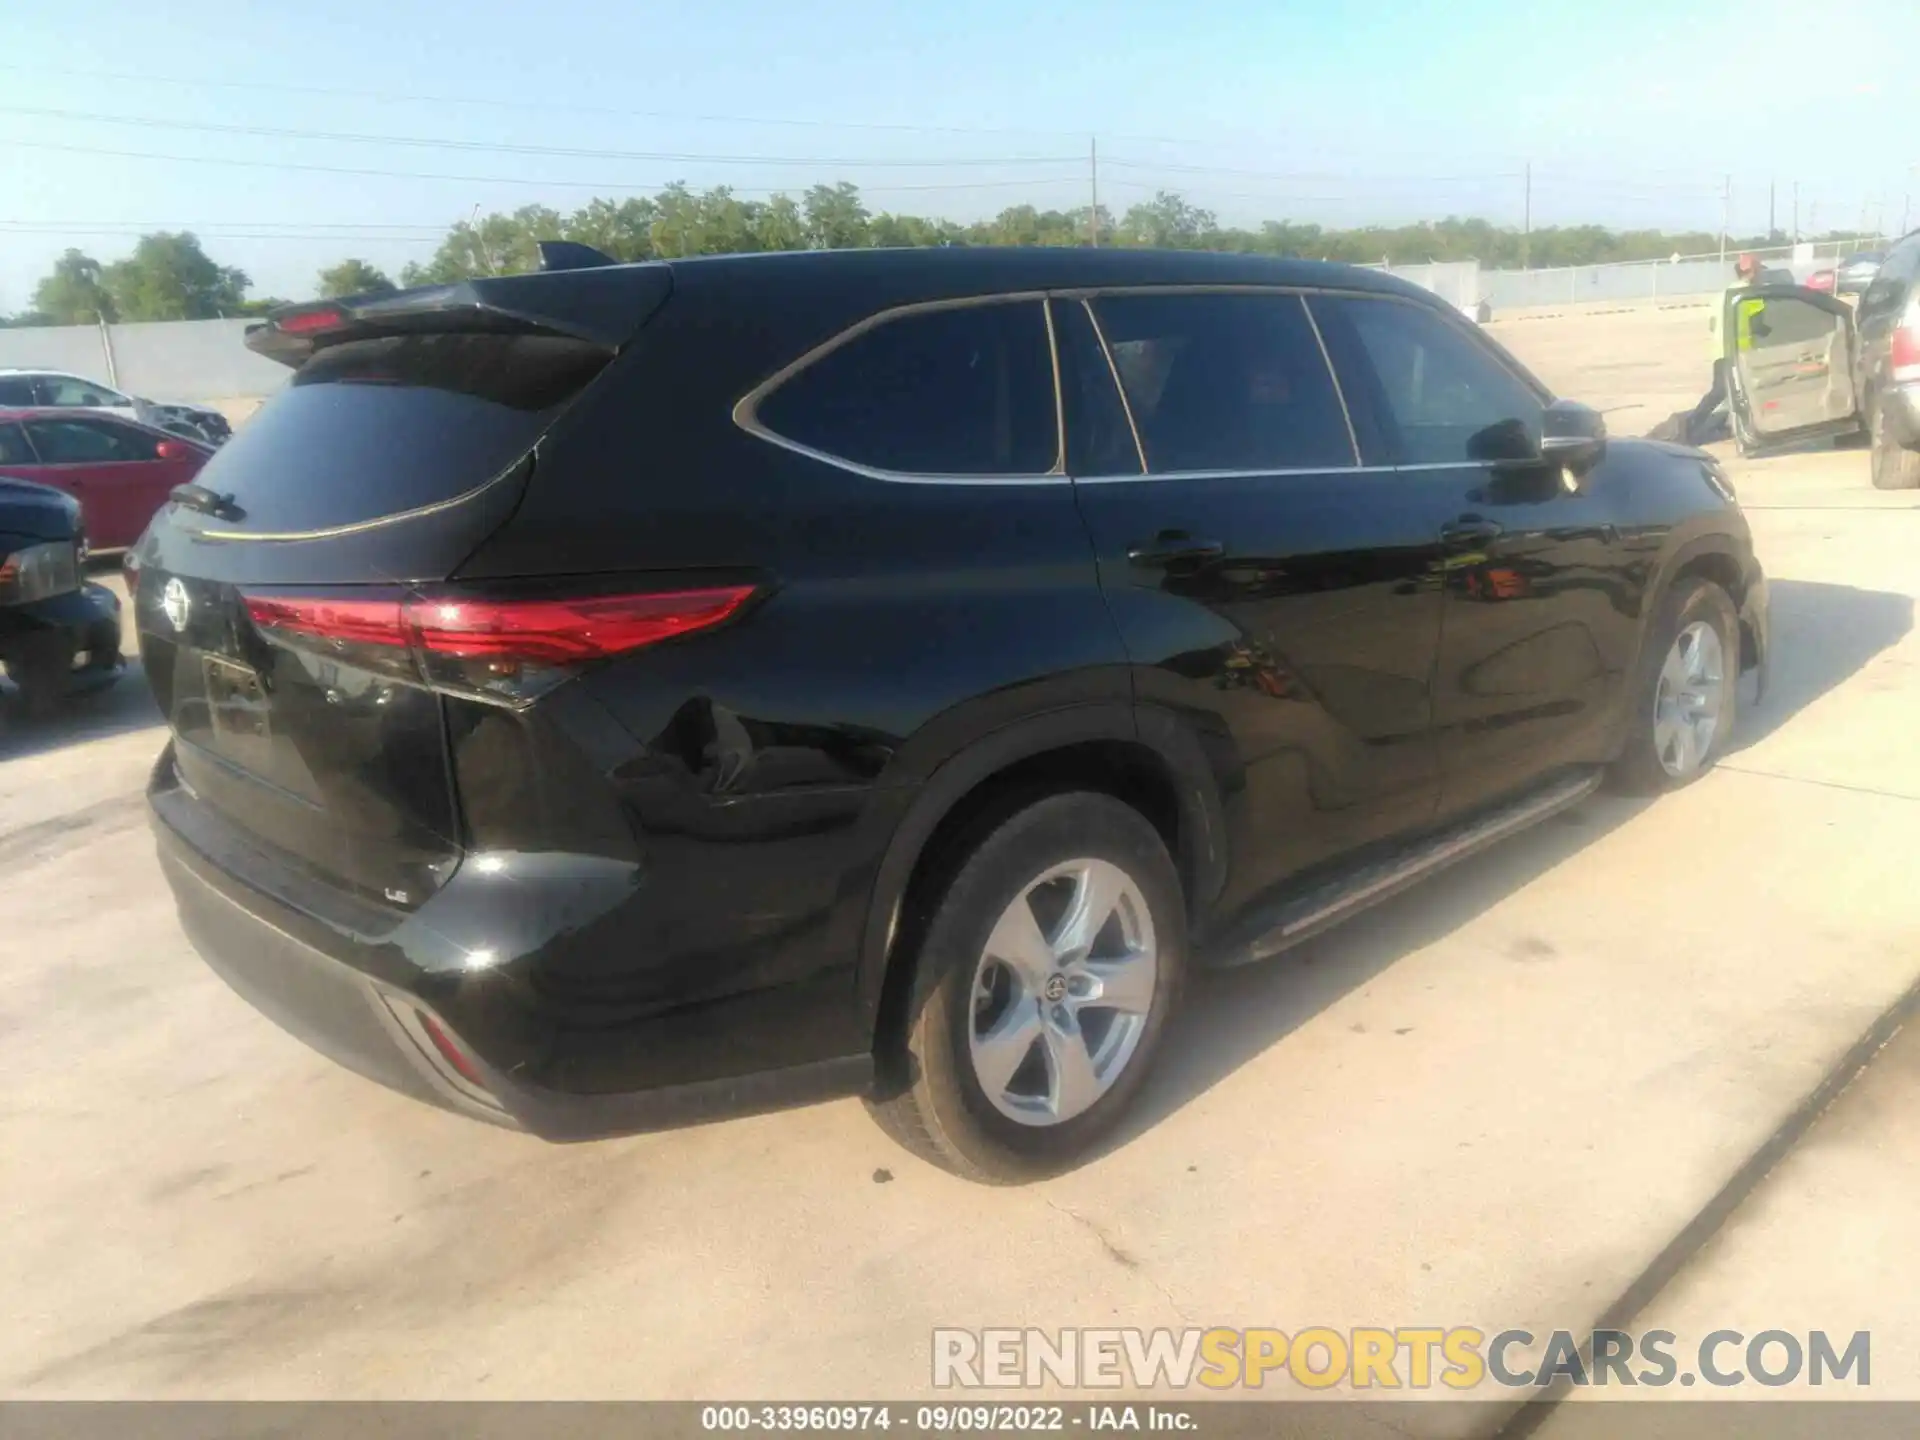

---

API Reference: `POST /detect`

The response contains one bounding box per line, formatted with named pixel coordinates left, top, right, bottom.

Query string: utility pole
left=1769, top=179, right=1776, bottom=241
left=1719, top=175, right=1731, bottom=264
left=1792, top=181, right=1800, bottom=243
left=1521, top=161, right=1531, bottom=270
left=1088, top=137, right=1100, bottom=248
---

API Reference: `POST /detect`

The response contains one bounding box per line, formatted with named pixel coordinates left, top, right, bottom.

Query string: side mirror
left=154, top=440, right=190, bottom=460
left=1539, top=399, right=1607, bottom=474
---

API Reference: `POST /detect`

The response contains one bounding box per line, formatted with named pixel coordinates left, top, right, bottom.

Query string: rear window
left=186, top=332, right=611, bottom=534
left=751, top=300, right=1059, bottom=476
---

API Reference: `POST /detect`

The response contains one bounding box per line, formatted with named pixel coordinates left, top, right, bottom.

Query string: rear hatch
left=136, top=265, right=671, bottom=915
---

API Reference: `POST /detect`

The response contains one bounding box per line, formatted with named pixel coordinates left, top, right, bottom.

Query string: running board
left=1210, top=767, right=1604, bottom=968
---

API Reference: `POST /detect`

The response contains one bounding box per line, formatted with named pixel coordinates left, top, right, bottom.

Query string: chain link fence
left=1368, top=236, right=1901, bottom=313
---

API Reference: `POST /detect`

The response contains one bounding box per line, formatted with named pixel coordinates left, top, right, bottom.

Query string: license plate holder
left=202, top=653, right=271, bottom=743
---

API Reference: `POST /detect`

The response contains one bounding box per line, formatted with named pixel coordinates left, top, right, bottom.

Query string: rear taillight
left=241, top=583, right=756, bottom=706
left=1890, top=321, right=1920, bottom=384
left=417, top=1011, right=486, bottom=1088
left=275, top=305, right=348, bottom=336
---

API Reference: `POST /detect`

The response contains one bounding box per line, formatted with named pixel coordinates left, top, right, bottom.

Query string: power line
left=1103, top=157, right=1521, bottom=184
left=0, top=104, right=1080, bottom=168
left=1, top=138, right=1083, bottom=194
left=2, top=220, right=455, bottom=232
left=0, top=62, right=1097, bottom=143
left=0, top=226, right=443, bottom=244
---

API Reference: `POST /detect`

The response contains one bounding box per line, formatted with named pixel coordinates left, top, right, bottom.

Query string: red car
left=0, top=407, right=210, bottom=551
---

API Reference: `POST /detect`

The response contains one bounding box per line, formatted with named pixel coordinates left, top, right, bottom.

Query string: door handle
left=1440, top=517, right=1504, bottom=545
left=1128, top=532, right=1225, bottom=568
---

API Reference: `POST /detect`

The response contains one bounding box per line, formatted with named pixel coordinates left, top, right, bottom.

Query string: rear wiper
left=170, top=483, right=244, bottom=521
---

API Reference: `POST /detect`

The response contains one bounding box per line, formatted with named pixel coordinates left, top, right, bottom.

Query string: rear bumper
left=150, top=749, right=871, bottom=1140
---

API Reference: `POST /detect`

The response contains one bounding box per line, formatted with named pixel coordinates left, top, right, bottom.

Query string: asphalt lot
left=3, top=302, right=1917, bottom=1423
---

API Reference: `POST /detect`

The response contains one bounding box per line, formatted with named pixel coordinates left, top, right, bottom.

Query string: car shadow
left=1113, top=575, right=1913, bottom=1148
left=0, top=657, right=163, bottom=761
left=1731, top=577, right=1913, bottom=751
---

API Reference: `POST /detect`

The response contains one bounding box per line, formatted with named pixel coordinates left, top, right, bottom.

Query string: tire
left=1610, top=577, right=1740, bottom=795
left=1870, top=401, right=1920, bottom=490
left=869, top=791, right=1187, bottom=1184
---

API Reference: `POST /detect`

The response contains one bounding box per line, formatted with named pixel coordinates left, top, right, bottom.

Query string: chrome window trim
left=1078, top=298, right=1148, bottom=475
left=732, top=290, right=1070, bottom=487
left=1301, top=297, right=1362, bottom=464
left=1071, top=460, right=1486, bottom=485
left=1075, top=286, right=1364, bottom=475
left=1041, top=297, right=1068, bottom=476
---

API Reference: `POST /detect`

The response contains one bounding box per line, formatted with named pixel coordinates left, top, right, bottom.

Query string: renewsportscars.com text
left=932, top=1327, right=1871, bottom=1391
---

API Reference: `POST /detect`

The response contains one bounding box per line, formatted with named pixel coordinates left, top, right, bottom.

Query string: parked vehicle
left=0, top=369, right=232, bottom=447
left=0, top=409, right=212, bottom=550
left=1719, top=239, right=1920, bottom=487
left=1850, top=232, right=1920, bottom=489
left=132, top=246, right=1770, bottom=1181
left=1837, top=251, right=1885, bottom=296
left=0, top=474, right=122, bottom=716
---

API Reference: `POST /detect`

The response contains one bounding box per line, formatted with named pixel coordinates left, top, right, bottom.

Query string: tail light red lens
left=275, top=305, right=349, bottom=336
left=241, top=583, right=756, bottom=706
left=409, top=588, right=755, bottom=664
left=416, top=1011, right=486, bottom=1088
left=1890, top=324, right=1920, bottom=383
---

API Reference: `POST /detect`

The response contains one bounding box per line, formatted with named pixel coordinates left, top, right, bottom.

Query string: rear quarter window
left=748, top=299, right=1060, bottom=477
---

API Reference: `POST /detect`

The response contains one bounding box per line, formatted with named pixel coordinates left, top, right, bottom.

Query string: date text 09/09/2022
left=701, top=1405, right=1193, bottom=1432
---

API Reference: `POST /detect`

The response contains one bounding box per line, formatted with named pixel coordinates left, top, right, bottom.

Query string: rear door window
left=0, top=378, right=37, bottom=407
left=1860, top=237, right=1920, bottom=329
left=39, top=376, right=126, bottom=408
left=23, top=417, right=153, bottom=463
left=751, top=299, right=1059, bottom=476
left=0, top=422, right=31, bottom=464
left=1086, top=291, right=1355, bottom=474
left=184, top=332, right=613, bottom=534
left=1315, top=296, right=1544, bottom=465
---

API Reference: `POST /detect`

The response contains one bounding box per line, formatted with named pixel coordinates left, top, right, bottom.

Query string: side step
left=1209, top=767, right=1604, bottom=968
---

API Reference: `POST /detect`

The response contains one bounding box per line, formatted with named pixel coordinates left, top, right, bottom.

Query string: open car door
left=1725, top=284, right=1866, bottom=454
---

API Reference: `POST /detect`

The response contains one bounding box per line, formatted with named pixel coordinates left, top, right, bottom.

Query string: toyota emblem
left=161, top=578, right=191, bottom=633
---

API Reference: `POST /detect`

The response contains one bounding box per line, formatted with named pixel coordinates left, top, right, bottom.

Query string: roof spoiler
left=245, top=259, right=670, bottom=368
left=537, top=240, right=618, bottom=272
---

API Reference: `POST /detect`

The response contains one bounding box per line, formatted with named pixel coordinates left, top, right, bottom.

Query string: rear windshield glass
left=188, top=332, right=610, bottom=534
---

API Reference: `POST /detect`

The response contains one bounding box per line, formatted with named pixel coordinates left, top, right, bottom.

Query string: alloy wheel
left=967, top=858, right=1158, bottom=1127
left=1652, top=620, right=1726, bottom=778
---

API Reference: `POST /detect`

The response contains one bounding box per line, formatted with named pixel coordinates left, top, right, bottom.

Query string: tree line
left=5, top=181, right=1873, bottom=326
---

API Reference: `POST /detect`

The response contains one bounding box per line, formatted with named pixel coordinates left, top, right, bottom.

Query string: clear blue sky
left=1, top=0, right=1913, bottom=308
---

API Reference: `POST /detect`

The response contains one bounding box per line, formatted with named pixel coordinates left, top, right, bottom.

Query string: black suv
left=134, top=247, right=1768, bottom=1181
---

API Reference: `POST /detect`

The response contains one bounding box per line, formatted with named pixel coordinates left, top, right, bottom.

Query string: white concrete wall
left=0, top=318, right=288, bottom=404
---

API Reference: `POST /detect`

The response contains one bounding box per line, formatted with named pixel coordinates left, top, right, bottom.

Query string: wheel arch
left=858, top=703, right=1228, bottom=1047
left=1644, top=531, right=1761, bottom=675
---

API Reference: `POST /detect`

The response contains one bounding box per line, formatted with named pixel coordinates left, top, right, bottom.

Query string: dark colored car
left=1837, top=251, right=1885, bottom=296
left=1850, top=231, right=1920, bottom=489
left=133, top=246, right=1769, bottom=1181
left=0, top=475, right=122, bottom=716
left=0, top=409, right=212, bottom=550
left=1717, top=237, right=1920, bottom=487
